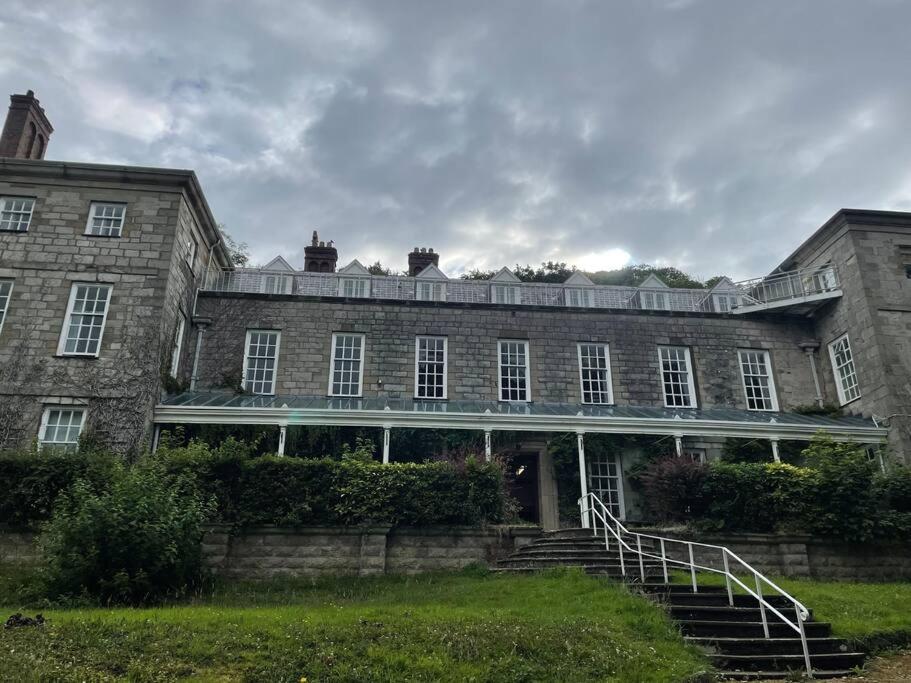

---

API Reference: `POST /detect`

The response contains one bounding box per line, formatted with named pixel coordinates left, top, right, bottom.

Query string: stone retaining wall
left=636, top=527, right=911, bottom=581
left=201, top=525, right=541, bottom=578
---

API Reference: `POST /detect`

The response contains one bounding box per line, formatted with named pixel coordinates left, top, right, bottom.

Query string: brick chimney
left=408, top=247, right=439, bottom=276
left=0, top=90, right=53, bottom=160
left=304, top=230, right=338, bottom=273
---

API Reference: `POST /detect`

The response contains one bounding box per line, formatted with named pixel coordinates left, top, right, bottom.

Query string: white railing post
left=688, top=543, right=698, bottom=592
left=755, top=574, right=770, bottom=639
left=577, top=432, right=589, bottom=529
left=637, top=534, right=646, bottom=582
left=617, top=519, right=626, bottom=576
left=797, top=603, right=812, bottom=676
left=602, top=513, right=610, bottom=551
left=277, top=425, right=287, bottom=456
left=660, top=538, right=669, bottom=584
left=722, top=549, right=733, bottom=606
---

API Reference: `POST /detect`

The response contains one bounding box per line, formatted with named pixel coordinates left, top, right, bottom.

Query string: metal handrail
left=578, top=492, right=814, bottom=677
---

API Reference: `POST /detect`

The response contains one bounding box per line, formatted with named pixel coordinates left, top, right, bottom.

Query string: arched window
left=35, top=134, right=45, bottom=159
left=24, top=122, right=37, bottom=158
left=307, top=261, right=319, bottom=272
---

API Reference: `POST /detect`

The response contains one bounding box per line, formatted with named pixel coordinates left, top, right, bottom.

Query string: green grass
left=671, top=571, right=911, bottom=650
left=0, top=567, right=709, bottom=682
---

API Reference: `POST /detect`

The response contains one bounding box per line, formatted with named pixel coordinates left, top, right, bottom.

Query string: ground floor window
left=38, top=407, right=85, bottom=452
left=587, top=452, right=623, bottom=519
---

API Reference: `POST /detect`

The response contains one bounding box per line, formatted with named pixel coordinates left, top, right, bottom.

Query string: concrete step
left=669, top=605, right=813, bottom=623
left=542, top=528, right=598, bottom=539
left=710, top=651, right=865, bottom=673
left=526, top=538, right=656, bottom=552
left=651, top=592, right=798, bottom=610
left=490, top=565, right=667, bottom=581
left=686, top=636, right=852, bottom=656
left=678, top=620, right=833, bottom=639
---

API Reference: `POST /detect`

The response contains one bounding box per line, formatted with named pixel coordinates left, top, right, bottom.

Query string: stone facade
left=193, top=294, right=818, bottom=409
left=0, top=160, right=229, bottom=452
left=780, top=210, right=911, bottom=459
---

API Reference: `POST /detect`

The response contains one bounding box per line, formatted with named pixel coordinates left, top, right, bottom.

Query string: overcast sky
left=2, top=1, right=910, bottom=279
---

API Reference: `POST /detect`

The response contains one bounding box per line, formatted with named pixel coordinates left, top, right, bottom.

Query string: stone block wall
left=200, top=525, right=540, bottom=578
left=638, top=527, right=911, bottom=581
left=194, top=293, right=820, bottom=410
left=0, top=528, right=38, bottom=565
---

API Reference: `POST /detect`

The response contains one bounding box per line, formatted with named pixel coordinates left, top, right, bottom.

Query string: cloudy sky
left=2, top=1, right=910, bottom=279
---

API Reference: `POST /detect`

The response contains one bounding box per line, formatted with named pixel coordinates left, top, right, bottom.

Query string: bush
left=875, top=466, right=911, bottom=513
left=639, top=456, right=708, bottom=523
left=0, top=449, right=119, bottom=527
left=38, top=461, right=212, bottom=604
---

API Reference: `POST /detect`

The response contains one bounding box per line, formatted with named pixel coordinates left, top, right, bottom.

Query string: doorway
left=508, top=452, right=540, bottom=524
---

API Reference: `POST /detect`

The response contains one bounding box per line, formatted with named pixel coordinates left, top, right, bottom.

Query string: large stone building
left=1, top=91, right=907, bottom=528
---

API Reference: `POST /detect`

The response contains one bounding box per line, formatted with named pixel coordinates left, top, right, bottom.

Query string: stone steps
left=495, top=529, right=867, bottom=680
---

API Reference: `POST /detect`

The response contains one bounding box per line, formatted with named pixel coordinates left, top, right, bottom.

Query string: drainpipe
left=799, top=340, right=823, bottom=408
left=190, top=317, right=211, bottom=391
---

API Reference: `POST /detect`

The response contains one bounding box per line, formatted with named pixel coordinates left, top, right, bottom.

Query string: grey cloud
left=1, top=0, right=910, bottom=278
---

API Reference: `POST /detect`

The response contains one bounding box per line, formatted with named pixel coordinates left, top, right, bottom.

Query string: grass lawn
left=672, top=572, right=911, bottom=650
left=0, top=567, right=709, bottom=683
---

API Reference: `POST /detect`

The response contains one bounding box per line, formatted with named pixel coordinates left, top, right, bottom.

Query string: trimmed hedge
left=640, top=437, right=911, bottom=541
left=0, top=439, right=511, bottom=529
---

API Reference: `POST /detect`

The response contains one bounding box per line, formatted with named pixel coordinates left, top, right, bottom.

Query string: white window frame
left=340, top=278, right=370, bottom=298
left=737, top=349, right=779, bottom=411
left=261, top=273, right=292, bottom=295
left=641, top=290, right=668, bottom=310
left=57, top=283, right=113, bottom=357
left=587, top=452, right=625, bottom=520
left=242, top=329, right=281, bottom=395
left=828, top=333, right=861, bottom=405
left=84, top=201, right=127, bottom=237
left=498, top=339, right=531, bottom=402
left=0, top=196, right=35, bottom=232
left=565, top=288, right=594, bottom=307
left=328, top=333, right=366, bottom=397
left=414, top=336, right=448, bottom=399
left=491, top=284, right=520, bottom=305
left=38, top=407, right=86, bottom=452
left=186, top=233, right=198, bottom=270
left=577, top=342, right=613, bottom=404
left=658, top=346, right=697, bottom=408
left=170, top=312, right=186, bottom=378
left=416, top=281, right=446, bottom=302
left=0, top=279, right=12, bottom=337
left=713, top=294, right=740, bottom=313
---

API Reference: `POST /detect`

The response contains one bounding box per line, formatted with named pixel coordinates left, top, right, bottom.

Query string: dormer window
left=262, top=273, right=292, bottom=295
left=641, top=290, right=668, bottom=310
left=492, top=284, right=520, bottom=304
left=565, top=288, right=593, bottom=307
left=417, top=281, right=446, bottom=301
left=341, top=278, right=369, bottom=298
left=713, top=294, right=740, bottom=312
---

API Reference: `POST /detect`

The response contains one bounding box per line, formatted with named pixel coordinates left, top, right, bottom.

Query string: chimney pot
left=407, top=246, right=441, bottom=276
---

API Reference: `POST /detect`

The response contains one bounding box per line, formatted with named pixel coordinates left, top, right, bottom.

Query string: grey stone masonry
left=780, top=210, right=911, bottom=462
left=0, top=160, right=229, bottom=452
left=195, top=293, right=820, bottom=410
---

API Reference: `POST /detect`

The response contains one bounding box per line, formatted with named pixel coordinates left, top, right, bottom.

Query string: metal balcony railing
left=200, top=263, right=840, bottom=314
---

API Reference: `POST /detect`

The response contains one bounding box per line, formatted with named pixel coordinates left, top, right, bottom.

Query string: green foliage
left=218, top=224, right=250, bottom=267
left=366, top=260, right=400, bottom=276
left=639, top=457, right=709, bottom=523
left=459, top=261, right=710, bottom=289
left=155, top=439, right=510, bottom=527
left=0, top=448, right=119, bottom=527
left=720, top=438, right=803, bottom=464
left=37, top=461, right=212, bottom=604
left=339, top=436, right=376, bottom=462
left=639, top=435, right=911, bottom=541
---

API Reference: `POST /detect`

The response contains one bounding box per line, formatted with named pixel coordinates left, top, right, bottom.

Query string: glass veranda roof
left=156, top=392, right=884, bottom=441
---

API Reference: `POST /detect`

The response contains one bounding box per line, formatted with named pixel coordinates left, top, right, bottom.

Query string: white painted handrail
left=578, top=492, right=814, bottom=677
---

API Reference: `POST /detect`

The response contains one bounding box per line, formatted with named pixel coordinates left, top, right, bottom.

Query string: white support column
left=484, top=430, right=492, bottom=462
left=278, top=425, right=287, bottom=456
left=674, top=434, right=684, bottom=457
left=383, top=427, right=391, bottom=464
left=770, top=438, right=780, bottom=463
left=577, top=432, right=589, bottom=529
left=151, top=424, right=161, bottom=453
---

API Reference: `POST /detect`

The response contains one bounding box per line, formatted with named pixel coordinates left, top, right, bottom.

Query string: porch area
left=154, top=392, right=886, bottom=531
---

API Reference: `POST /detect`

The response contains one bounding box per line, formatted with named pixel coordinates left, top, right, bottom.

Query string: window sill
left=55, top=354, right=99, bottom=359
left=82, top=233, right=123, bottom=239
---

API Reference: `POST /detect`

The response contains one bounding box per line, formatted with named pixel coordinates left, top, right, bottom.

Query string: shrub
left=0, top=448, right=119, bottom=527
left=38, top=462, right=212, bottom=604
left=639, top=456, right=709, bottom=523
left=875, top=467, right=911, bottom=513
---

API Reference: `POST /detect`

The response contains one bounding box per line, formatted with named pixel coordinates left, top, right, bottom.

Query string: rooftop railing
left=201, top=264, right=839, bottom=315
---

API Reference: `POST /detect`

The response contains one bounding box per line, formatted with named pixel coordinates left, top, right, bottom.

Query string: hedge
left=0, top=439, right=510, bottom=528
left=639, top=437, right=911, bottom=542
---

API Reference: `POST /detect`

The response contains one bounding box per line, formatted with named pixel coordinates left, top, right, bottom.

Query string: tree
left=218, top=225, right=250, bottom=267
left=367, top=261, right=398, bottom=276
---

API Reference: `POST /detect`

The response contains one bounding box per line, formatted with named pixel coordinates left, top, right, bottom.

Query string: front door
left=508, top=452, right=540, bottom=524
